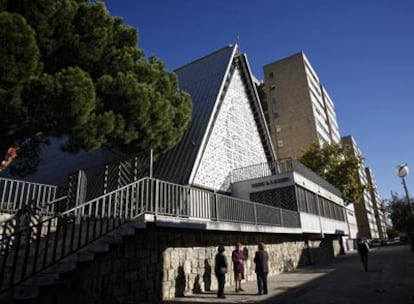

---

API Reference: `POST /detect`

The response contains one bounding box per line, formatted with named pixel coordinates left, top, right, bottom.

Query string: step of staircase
left=14, top=284, right=39, bottom=301
left=118, top=226, right=135, bottom=236
left=32, top=272, right=59, bottom=287
left=75, top=250, right=95, bottom=263
left=1, top=219, right=144, bottom=302
left=13, top=271, right=59, bottom=300
left=92, top=241, right=110, bottom=253
left=103, top=233, right=123, bottom=244
left=54, top=261, right=77, bottom=274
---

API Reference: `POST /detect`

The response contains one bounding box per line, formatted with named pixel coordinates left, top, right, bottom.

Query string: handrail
left=0, top=177, right=60, bottom=213
left=0, top=176, right=300, bottom=294
left=136, top=177, right=300, bottom=227
left=231, top=158, right=294, bottom=183
left=0, top=195, right=69, bottom=248
left=230, top=159, right=342, bottom=199
left=0, top=177, right=150, bottom=293
left=40, top=195, right=69, bottom=214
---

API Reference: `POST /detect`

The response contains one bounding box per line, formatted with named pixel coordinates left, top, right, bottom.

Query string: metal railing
left=0, top=178, right=60, bottom=213
left=0, top=196, right=69, bottom=243
left=231, top=158, right=294, bottom=183
left=153, top=179, right=300, bottom=226
left=0, top=177, right=300, bottom=294
left=0, top=178, right=148, bottom=294
left=231, top=159, right=342, bottom=198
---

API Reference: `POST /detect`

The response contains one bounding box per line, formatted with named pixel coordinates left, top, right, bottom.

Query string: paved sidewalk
left=164, top=254, right=339, bottom=303
left=164, top=245, right=414, bottom=304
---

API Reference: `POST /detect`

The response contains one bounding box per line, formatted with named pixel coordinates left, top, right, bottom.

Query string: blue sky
left=104, top=0, right=414, bottom=200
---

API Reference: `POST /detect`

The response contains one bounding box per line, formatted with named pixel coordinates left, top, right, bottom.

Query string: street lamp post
left=396, top=164, right=414, bottom=252
left=395, top=164, right=411, bottom=208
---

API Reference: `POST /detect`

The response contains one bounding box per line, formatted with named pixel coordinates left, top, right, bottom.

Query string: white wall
left=300, top=212, right=348, bottom=235
left=192, top=67, right=268, bottom=191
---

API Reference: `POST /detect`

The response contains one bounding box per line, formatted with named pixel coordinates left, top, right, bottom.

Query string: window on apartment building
left=270, top=84, right=276, bottom=91
left=269, top=72, right=274, bottom=78
left=304, top=62, right=319, bottom=84
left=275, top=125, right=281, bottom=133
left=277, top=140, right=283, bottom=148
left=308, top=78, right=321, bottom=96
left=318, top=134, right=328, bottom=145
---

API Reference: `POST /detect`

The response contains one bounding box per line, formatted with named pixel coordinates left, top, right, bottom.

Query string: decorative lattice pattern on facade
left=193, top=67, right=268, bottom=191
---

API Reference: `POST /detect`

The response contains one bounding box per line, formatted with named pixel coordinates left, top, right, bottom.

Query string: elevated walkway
left=0, top=169, right=348, bottom=301
left=0, top=176, right=303, bottom=300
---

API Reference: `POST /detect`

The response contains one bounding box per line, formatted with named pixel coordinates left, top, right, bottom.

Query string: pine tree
left=0, top=0, right=192, bottom=176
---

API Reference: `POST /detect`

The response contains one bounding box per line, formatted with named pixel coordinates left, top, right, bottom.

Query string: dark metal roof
left=154, top=45, right=276, bottom=186
left=154, top=45, right=237, bottom=184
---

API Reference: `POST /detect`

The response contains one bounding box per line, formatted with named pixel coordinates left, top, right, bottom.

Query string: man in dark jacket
left=253, top=242, right=269, bottom=295
left=214, top=245, right=228, bottom=298
left=357, top=237, right=369, bottom=272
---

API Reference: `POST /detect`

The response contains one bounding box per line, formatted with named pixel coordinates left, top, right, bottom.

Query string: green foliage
left=8, top=136, right=49, bottom=177
left=0, top=11, right=41, bottom=141
left=0, top=0, right=192, bottom=175
left=388, top=192, right=414, bottom=250
left=299, top=142, right=365, bottom=204
left=386, top=227, right=399, bottom=239
left=388, top=192, right=414, bottom=234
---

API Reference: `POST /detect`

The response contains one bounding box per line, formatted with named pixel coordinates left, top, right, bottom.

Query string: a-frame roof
left=154, top=44, right=275, bottom=186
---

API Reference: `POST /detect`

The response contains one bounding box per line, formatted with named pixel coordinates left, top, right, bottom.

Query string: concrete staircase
left=0, top=219, right=144, bottom=302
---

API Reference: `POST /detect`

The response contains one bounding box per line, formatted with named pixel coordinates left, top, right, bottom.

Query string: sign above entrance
left=251, top=177, right=290, bottom=188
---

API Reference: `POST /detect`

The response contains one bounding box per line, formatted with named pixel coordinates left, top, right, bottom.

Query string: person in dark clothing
left=253, top=242, right=269, bottom=295
left=214, top=245, right=228, bottom=299
left=357, top=237, right=369, bottom=271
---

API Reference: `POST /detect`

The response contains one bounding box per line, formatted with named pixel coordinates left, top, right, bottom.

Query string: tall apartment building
left=365, top=167, right=388, bottom=239
left=261, top=52, right=341, bottom=160
left=259, top=52, right=387, bottom=242
left=341, top=135, right=380, bottom=239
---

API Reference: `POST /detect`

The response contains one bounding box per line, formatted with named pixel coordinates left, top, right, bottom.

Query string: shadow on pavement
left=164, top=245, right=414, bottom=304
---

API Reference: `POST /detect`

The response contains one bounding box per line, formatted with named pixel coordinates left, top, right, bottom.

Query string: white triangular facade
left=192, top=66, right=268, bottom=191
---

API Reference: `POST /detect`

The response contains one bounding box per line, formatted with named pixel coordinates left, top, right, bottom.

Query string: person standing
left=254, top=242, right=269, bottom=295
left=357, top=237, right=369, bottom=271
left=214, top=245, right=228, bottom=299
left=232, top=242, right=246, bottom=292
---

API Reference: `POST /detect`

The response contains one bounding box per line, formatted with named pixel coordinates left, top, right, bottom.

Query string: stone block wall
left=11, top=224, right=341, bottom=303
left=161, top=231, right=341, bottom=300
